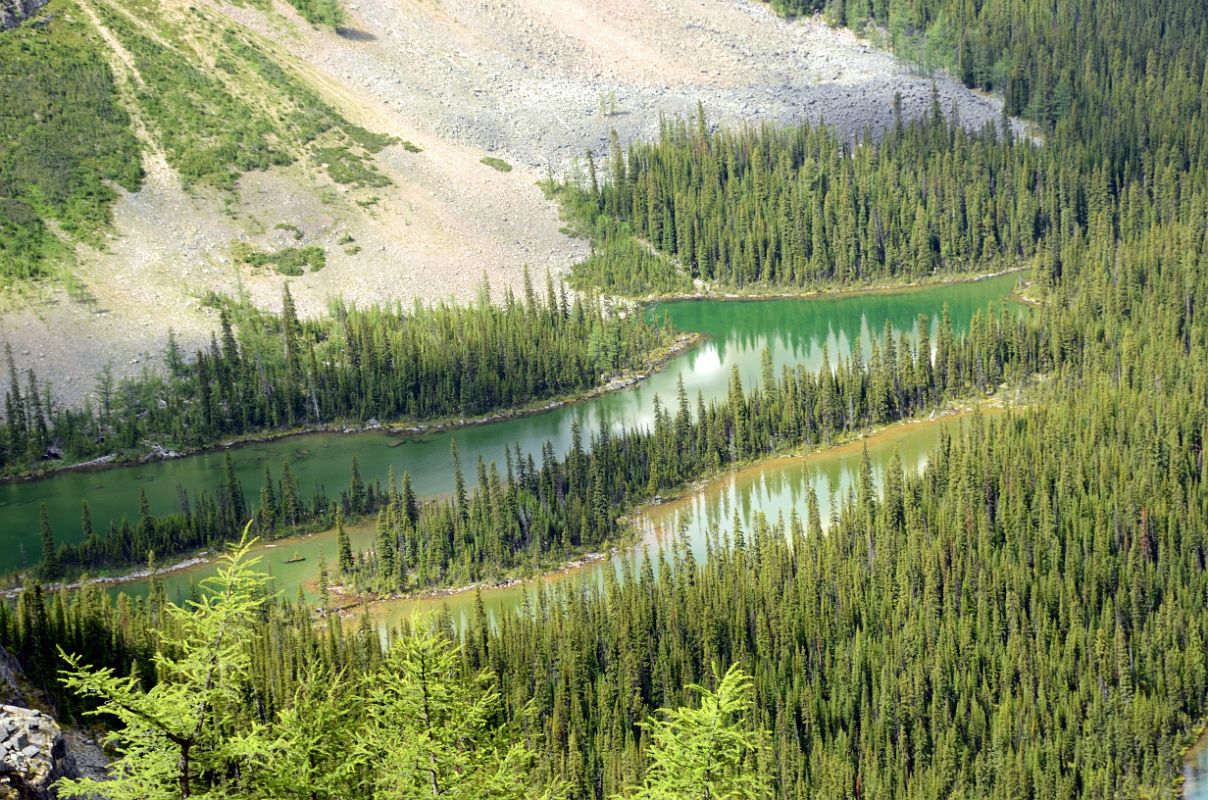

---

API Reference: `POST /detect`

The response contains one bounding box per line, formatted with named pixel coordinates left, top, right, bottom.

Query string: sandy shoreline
left=327, top=396, right=1025, bottom=624
left=0, top=554, right=211, bottom=600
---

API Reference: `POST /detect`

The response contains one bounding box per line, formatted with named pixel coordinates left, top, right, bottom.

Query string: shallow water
left=370, top=413, right=970, bottom=632
left=1185, top=729, right=1208, bottom=799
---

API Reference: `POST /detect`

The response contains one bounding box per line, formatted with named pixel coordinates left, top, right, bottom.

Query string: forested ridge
left=562, top=106, right=1039, bottom=293
left=764, top=0, right=1207, bottom=158
left=566, top=0, right=1207, bottom=297
left=0, top=276, right=671, bottom=478
left=3, top=0, right=1208, bottom=797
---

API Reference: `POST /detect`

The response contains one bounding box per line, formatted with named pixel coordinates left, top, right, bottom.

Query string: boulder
left=0, top=0, right=49, bottom=30
left=0, top=706, right=75, bottom=800
left=0, top=646, right=106, bottom=798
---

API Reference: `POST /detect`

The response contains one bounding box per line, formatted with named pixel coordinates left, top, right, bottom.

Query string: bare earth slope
left=298, top=0, right=1022, bottom=166
left=0, top=0, right=1020, bottom=407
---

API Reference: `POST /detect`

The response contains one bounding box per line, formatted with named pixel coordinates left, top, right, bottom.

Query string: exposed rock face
left=0, top=653, right=23, bottom=709
left=0, top=0, right=49, bottom=30
left=0, top=706, right=75, bottom=800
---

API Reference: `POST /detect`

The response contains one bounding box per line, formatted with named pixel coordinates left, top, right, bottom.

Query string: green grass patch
left=345, top=126, right=396, bottom=154
left=480, top=156, right=513, bottom=172
left=0, top=0, right=389, bottom=286
left=228, top=0, right=344, bottom=27
left=233, top=243, right=326, bottom=275
left=219, top=30, right=392, bottom=188
left=284, top=0, right=344, bottom=27
left=97, top=5, right=291, bottom=191
left=316, top=146, right=392, bottom=188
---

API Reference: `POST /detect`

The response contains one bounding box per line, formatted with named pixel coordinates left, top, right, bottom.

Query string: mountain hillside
left=0, top=0, right=1019, bottom=405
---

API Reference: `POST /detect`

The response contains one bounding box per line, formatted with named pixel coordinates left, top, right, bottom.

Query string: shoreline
left=5, top=517, right=381, bottom=597
left=621, top=400, right=1014, bottom=525
left=8, top=392, right=1024, bottom=604
left=624, top=264, right=1026, bottom=307
left=1182, top=722, right=1208, bottom=797
left=0, top=271, right=1033, bottom=596
left=326, top=549, right=617, bottom=620
left=0, top=553, right=212, bottom=600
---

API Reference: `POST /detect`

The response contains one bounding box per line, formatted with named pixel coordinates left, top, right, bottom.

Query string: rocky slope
left=0, top=0, right=47, bottom=29
left=292, top=0, right=1026, bottom=168
left=0, top=705, right=75, bottom=800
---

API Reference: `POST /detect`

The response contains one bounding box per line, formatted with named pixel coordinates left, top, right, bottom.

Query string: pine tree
left=57, top=532, right=271, bottom=800
left=224, top=452, right=246, bottom=524
left=451, top=440, right=468, bottom=521
left=257, top=465, right=278, bottom=533
left=318, top=554, right=331, bottom=613
left=38, top=505, right=58, bottom=580
left=336, top=507, right=353, bottom=574
left=354, top=621, right=548, bottom=800
left=279, top=460, right=302, bottom=530
left=348, top=457, right=366, bottom=515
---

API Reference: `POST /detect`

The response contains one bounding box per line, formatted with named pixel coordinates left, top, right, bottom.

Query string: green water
left=0, top=273, right=1018, bottom=573
left=370, top=414, right=962, bottom=632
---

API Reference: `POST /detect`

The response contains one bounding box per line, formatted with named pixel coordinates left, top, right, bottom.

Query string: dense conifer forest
left=561, top=106, right=1038, bottom=293
left=14, top=202, right=1206, bottom=796
left=2, top=0, right=1208, bottom=797
left=564, top=0, right=1207, bottom=297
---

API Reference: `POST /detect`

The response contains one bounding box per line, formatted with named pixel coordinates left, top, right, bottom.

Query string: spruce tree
left=38, top=504, right=58, bottom=580
left=336, top=507, right=353, bottom=574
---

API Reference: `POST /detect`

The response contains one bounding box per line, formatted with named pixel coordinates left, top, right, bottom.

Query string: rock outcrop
left=0, top=653, right=23, bottom=710
left=0, top=707, right=75, bottom=800
left=0, top=646, right=104, bottom=799
left=0, top=0, right=49, bottom=31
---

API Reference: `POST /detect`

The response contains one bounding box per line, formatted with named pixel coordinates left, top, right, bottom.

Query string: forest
left=2, top=0, right=1208, bottom=796
left=560, top=104, right=1035, bottom=293
left=565, top=0, right=1207, bottom=297
left=10, top=248, right=1208, bottom=796
left=0, top=275, right=672, bottom=478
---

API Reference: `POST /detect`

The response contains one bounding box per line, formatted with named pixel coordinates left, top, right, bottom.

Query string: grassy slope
left=0, top=4, right=142, bottom=279
left=0, top=0, right=391, bottom=284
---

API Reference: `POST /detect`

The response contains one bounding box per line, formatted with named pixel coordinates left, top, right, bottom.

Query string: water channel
left=0, top=272, right=1019, bottom=571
